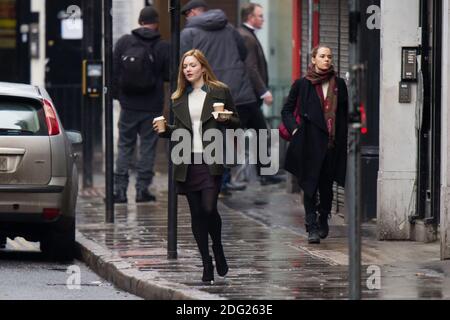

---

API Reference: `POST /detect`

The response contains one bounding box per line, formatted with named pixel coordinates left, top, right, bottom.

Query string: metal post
left=348, top=110, right=362, bottom=300
left=168, top=0, right=180, bottom=260
left=82, top=0, right=94, bottom=189
left=104, top=0, right=114, bottom=223
left=348, top=0, right=362, bottom=300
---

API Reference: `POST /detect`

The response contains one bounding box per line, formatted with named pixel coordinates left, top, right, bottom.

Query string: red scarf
left=306, top=64, right=338, bottom=148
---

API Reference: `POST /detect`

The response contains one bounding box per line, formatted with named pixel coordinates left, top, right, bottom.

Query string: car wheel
left=40, top=220, right=75, bottom=262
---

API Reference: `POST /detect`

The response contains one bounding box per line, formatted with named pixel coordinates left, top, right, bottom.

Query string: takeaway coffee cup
left=218, top=111, right=233, bottom=121
left=213, top=103, right=225, bottom=112
left=153, top=116, right=166, bottom=133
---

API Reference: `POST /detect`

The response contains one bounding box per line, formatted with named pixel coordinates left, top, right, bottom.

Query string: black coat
left=281, top=77, right=348, bottom=197
left=238, top=25, right=269, bottom=100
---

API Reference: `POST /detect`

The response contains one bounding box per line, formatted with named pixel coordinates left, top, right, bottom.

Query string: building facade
left=379, top=0, right=450, bottom=259
left=441, top=0, right=450, bottom=259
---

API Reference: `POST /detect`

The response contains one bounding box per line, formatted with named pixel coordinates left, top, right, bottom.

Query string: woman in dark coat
left=281, top=45, right=348, bottom=244
left=154, top=49, right=240, bottom=283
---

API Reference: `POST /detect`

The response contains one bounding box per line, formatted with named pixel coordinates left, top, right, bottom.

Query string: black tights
left=186, top=188, right=223, bottom=260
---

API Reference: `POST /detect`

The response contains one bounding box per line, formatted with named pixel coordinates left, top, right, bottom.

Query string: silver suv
left=0, top=82, right=82, bottom=261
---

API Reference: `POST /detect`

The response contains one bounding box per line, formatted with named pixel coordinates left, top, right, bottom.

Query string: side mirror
left=66, top=130, right=83, bottom=145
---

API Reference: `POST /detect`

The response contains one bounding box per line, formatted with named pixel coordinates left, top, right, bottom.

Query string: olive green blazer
left=161, top=85, right=240, bottom=182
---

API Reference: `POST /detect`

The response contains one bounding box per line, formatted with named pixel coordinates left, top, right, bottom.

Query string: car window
left=0, top=98, right=48, bottom=136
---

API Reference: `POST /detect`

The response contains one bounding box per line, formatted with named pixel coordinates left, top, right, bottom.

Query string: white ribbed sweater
left=188, top=88, right=207, bottom=153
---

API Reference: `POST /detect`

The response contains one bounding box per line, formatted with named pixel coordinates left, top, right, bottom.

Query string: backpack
left=119, top=36, right=158, bottom=95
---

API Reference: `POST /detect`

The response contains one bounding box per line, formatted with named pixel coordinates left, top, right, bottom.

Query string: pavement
left=74, top=143, right=450, bottom=300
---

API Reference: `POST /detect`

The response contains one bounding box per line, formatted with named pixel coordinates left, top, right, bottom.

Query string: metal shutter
left=319, top=0, right=349, bottom=78
left=301, top=0, right=310, bottom=75
left=301, top=0, right=349, bottom=78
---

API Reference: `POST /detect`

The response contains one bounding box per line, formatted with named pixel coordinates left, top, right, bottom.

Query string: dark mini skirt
left=177, top=154, right=222, bottom=195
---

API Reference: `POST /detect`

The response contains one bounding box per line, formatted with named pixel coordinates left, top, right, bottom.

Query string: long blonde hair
left=171, top=49, right=227, bottom=100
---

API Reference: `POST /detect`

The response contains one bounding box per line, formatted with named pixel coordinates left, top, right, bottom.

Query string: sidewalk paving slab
left=75, top=150, right=449, bottom=300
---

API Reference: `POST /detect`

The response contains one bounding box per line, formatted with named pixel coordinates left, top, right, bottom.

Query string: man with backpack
left=112, top=6, right=169, bottom=204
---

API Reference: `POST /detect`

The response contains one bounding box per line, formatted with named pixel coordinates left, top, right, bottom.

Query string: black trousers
left=303, top=148, right=336, bottom=227
left=186, top=188, right=223, bottom=260
left=236, top=102, right=269, bottom=175
left=114, top=109, right=159, bottom=192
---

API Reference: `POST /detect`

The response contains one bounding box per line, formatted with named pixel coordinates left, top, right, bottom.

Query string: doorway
left=45, top=0, right=83, bottom=130
left=415, top=0, right=442, bottom=228
left=0, top=0, right=30, bottom=83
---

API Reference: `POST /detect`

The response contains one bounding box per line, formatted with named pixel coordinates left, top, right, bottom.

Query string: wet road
left=0, top=238, right=141, bottom=300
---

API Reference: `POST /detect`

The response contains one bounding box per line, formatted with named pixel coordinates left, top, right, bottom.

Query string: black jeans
left=186, top=188, right=223, bottom=259
left=236, top=102, right=269, bottom=175
left=114, top=109, right=159, bottom=192
left=303, top=148, right=336, bottom=228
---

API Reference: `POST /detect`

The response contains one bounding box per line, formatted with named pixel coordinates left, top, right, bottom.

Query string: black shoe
left=307, top=224, right=321, bottom=244
left=113, top=190, right=127, bottom=204
left=318, top=212, right=330, bottom=239
left=0, top=236, right=6, bottom=249
left=212, top=244, right=229, bottom=277
left=136, top=190, right=156, bottom=203
left=260, top=175, right=285, bottom=186
left=202, top=256, right=215, bottom=284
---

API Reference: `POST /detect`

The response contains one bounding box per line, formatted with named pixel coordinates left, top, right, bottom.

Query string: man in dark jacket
left=112, top=6, right=169, bottom=203
left=180, top=1, right=255, bottom=107
left=181, top=0, right=253, bottom=194
left=237, top=3, right=283, bottom=186
left=238, top=3, right=272, bottom=108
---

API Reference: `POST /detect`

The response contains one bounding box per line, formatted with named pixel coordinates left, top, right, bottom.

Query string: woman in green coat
left=154, top=49, right=240, bottom=284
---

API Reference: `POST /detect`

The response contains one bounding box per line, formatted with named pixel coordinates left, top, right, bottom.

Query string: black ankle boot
left=113, top=189, right=127, bottom=204
left=318, top=212, right=330, bottom=239
left=305, top=211, right=320, bottom=244
left=307, top=223, right=321, bottom=244
left=202, top=256, right=214, bottom=284
left=212, top=244, right=229, bottom=277
left=136, top=189, right=156, bottom=203
left=0, top=236, right=6, bottom=249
